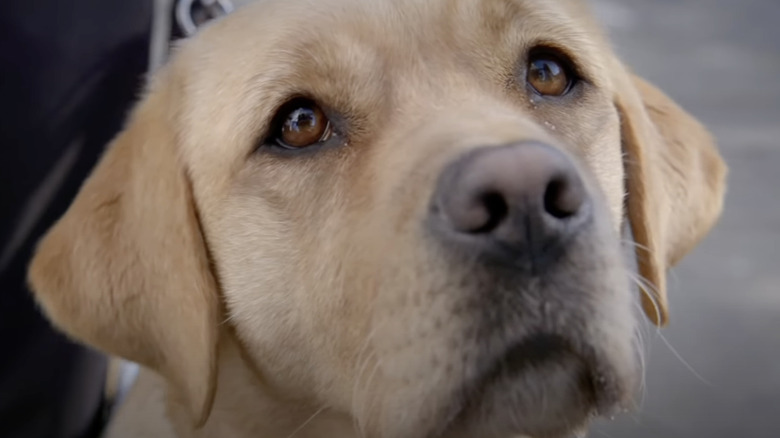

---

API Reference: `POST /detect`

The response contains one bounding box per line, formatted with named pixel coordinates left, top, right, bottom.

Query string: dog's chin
left=438, top=334, right=630, bottom=438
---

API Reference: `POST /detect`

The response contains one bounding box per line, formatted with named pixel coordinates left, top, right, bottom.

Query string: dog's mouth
left=440, top=333, right=630, bottom=438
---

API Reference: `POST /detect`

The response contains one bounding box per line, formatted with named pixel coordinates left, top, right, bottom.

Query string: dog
left=27, top=0, right=727, bottom=437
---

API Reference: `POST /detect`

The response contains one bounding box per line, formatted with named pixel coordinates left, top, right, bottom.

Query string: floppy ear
left=27, top=67, right=219, bottom=425
left=614, top=65, right=727, bottom=326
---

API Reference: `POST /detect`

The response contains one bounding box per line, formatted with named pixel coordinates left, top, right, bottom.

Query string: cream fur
left=28, top=0, right=726, bottom=437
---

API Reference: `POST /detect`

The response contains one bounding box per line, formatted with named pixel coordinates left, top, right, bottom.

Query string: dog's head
left=28, top=1, right=726, bottom=437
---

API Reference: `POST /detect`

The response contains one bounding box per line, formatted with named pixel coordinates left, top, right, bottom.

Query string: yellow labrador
left=27, top=0, right=727, bottom=437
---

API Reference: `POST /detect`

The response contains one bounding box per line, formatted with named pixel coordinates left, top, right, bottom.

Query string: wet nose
left=429, top=141, right=591, bottom=270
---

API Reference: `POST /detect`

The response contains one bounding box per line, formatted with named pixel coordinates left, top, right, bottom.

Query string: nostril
left=473, top=191, right=508, bottom=233
left=543, top=176, right=584, bottom=219
left=433, top=142, right=590, bottom=250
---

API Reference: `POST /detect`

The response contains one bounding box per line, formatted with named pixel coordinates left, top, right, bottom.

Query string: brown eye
left=275, top=99, right=332, bottom=148
left=526, top=52, right=574, bottom=97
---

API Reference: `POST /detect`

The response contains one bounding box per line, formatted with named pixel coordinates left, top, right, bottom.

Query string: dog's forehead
left=263, top=0, right=594, bottom=45
left=198, top=0, right=604, bottom=66
left=186, top=0, right=609, bottom=110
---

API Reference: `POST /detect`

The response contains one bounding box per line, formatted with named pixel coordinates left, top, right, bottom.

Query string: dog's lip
left=445, top=332, right=627, bottom=435
left=481, top=333, right=618, bottom=404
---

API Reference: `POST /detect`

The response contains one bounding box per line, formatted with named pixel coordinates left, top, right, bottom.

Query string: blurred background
left=1, top=0, right=778, bottom=437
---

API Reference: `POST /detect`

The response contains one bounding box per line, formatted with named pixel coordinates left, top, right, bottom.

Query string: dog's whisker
left=594, top=429, right=615, bottom=438
left=626, top=271, right=663, bottom=321
left=353, top=318, right=396, bottom=437
left=626, top=257, right=712, bottom=392
left=352, top=351, right=377, bottom=438
left=630, top=300, right=649, bottom=409
left=656, top=332, right=713, bottom=387
left=284, top=406, right=327, bottom=438
left=628, top=270, right=660, bottom=297
left=351, top=315, right=392, bottom=437
left=628, top=270, right=712, bottom=387
left=219, top=313, right=236, bottom=326
left=357, top=360, right=383, bottom=437
left=512, top=377, right=530, bottom=433
left=667, top=265, right=682, bottom=288
left=620, top=238, right=653, bottom=254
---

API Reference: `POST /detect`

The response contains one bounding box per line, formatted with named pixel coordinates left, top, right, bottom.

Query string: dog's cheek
left=353, top=240, right=470, bottom=437
left=578, top=112, right=625, bottom=229
left=206, top=195, right=326, bottom=398
left=561, top=213, right=641, bottom=401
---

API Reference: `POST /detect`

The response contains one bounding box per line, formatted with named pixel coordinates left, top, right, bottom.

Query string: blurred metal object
left=149, top=0, right=175, bottom=72
left=175, top=0, right=234, bottom=37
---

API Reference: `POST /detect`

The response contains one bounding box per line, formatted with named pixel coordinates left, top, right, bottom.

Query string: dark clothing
left=0, top=1, right=153, bottom=437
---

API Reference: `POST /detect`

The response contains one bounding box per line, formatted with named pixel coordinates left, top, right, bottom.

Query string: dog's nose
left=430, top=142, right=590, bottom=268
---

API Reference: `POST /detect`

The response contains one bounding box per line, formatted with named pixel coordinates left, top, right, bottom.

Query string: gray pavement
left=589, top=1, right=780, bottom=437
